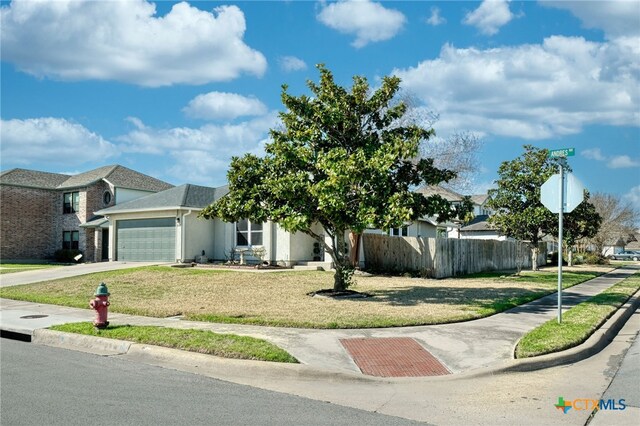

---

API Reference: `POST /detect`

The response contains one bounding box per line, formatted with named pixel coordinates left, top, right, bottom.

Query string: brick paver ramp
left=340, top=337, right=451, bottom=377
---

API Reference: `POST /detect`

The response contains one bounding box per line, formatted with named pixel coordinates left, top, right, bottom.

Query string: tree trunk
left=531, top=245, right=539, bottom=271
left=331, top=229, right=350, bottom=292
left=348, top=231, right=361, bottom=269
left=568, top=248, right=573, bottom=266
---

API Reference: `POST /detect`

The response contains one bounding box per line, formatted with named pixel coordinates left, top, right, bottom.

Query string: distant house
left=0, top=165, right=173, bottom=262
left=459, top=214, right=507, bottom=241
left=470, top=193, right=493, bottom=217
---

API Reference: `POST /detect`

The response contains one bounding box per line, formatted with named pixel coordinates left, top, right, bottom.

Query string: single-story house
left=94, top=183, right=332, bottom=267
left=459, top=215, right=507, bottom=240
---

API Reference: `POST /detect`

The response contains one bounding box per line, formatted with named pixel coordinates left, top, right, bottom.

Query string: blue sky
left=1, top=0, right=639, bottom=209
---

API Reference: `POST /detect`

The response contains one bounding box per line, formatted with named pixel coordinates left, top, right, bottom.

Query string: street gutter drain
left=19, top=315, right=49, bottom=319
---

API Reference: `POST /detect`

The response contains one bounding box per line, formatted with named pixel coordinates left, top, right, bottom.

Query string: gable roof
left=470, top=194, right=490, bottom=206
left=0, top=168, right=70, bottom=189
left=96, top=184, right=229, bottom=215
left=415, top=185, right=465, bottom=202
left=58, top=165, right=173, bottom=191
left=0, top=165, right=173, bottom=192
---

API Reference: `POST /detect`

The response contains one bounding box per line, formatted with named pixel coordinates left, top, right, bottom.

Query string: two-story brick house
left=0, top=165, right=173, bottom=262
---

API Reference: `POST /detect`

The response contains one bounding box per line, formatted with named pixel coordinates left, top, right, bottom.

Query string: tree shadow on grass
left=355, top=285, right=547, bottom=309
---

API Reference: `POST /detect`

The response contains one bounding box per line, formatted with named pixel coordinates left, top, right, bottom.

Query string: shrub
left=54, top=249, right=83, bottom=263
left=583, top=252, right=608, bottom=265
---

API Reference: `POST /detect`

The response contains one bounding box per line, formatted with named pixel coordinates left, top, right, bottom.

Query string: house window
left=389, top=226, right=408, bottom=237
left=103, top=191, right=112, bottom=205
left=236, top=219, right=263, bottom=246
left=63, top=231, right=79, bottom=250
left=63, top=192, right=79, bottom=214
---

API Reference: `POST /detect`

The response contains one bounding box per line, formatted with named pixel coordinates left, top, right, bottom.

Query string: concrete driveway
left=0, top=262, right=161, bottom=287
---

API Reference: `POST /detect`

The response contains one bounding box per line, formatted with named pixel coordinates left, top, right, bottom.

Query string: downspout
left=181, top=210, right=193, bottom=263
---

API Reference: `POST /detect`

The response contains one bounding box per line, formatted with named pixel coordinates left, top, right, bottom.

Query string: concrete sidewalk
left=0, top=261, right=160, bottom=287
left=1, top=265, right=638, bottom=377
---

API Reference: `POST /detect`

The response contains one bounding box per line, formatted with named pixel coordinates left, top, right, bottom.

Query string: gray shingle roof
left=96, top=184, right=229, bottom=214
left=460, top=215, right=495, bottom=232
left=58, top=165, right=173, bottom=191
left=415, top=185, right=464, bottom=202
left=0, top=168, right=70, bottom=189
left=1, top=165, right=173, bottom=192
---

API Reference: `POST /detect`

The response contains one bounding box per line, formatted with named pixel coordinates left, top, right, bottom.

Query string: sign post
left=557, top=164, right=564, bottom=324
left=541, top=148, right=583, bottom=324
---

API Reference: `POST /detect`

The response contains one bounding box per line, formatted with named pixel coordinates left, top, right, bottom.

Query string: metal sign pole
left=557, top=164, right=564, bottom=324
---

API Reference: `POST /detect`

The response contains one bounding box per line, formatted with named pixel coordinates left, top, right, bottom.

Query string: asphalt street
left=0, top=338, right=424, bottom=426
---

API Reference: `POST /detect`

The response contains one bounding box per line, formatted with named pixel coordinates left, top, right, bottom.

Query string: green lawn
left=0, top=263, right=62, bottom=274
left=0, top=265, right=611, bottom=328
left=50, top=322, right=297, bottom=363
left=515, top=272, right=640, bottom=358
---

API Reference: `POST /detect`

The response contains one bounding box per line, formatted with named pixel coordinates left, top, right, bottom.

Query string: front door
left=101, top=229, right=109, bottom=261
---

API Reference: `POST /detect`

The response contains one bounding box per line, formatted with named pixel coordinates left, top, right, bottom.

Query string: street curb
left=124, top=343, right=380, bottom=384
left=30, top=328, right=382, bottom=383
left=457, top=289, right=640, bottom=379
left=32, top=329, right=132, bottom=356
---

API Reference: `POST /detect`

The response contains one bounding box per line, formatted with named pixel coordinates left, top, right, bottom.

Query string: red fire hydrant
left=89, top=282, right=110, bottom=329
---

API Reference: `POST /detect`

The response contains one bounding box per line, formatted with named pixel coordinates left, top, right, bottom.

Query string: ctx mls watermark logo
left=554, top=397, right=626, bottom=414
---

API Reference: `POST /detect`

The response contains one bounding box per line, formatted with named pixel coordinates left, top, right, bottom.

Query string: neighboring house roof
left=460, top=215, right=496, bottom=232
left=0, top=165, right=173, bottom=192
left=0, top=168, right=70, bottom=189
left=58, top=165, right=173, bottom=191
left=415, top=185, right=465, bottom=202
left=625, top=234, right=640, bottom=250
left=470, top=194, right=490, bottom=206
left=96, top=184, right=229, bottom=215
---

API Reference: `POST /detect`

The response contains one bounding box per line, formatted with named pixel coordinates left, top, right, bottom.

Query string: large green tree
left=201, top=65, right=470, bottom=291
left=487, top=145, right=566, bottom=270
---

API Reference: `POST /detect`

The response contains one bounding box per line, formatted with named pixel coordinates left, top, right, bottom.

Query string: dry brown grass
left=0, top=265, right=612, bottom=328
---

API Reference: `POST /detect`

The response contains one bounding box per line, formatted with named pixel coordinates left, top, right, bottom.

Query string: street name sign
left=549, top=148, right=575, bottom=158
left=540, top=172, right=584, bottom=213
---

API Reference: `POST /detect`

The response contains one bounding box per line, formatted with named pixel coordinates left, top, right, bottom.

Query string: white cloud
left=463, top=0, right=514, bottom=35
left=0, top=0, right=266, bottom=87
left=0, top=117, right=117, bottom=166
left=393, top=35, right=639, bottom=139
left=581, top=148, right=639, bottom=169
left=116, top=113, right=278, bottom=185
left=426, top=7, right=446, bottom=26
left=624, top=185, right=640, bottom=212
left=582, top=148, right=606, bottom=161
left=317, top=0, right=406, bottom=48
left=541, top=0, right=640, bottom=39
left=609, top=155, right=640, bottom=169
left=183, top=92, right=268, bottom=121
left=279, top=56, right=308, bottom=72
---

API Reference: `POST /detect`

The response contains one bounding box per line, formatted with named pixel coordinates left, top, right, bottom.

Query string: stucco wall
left=183, top=213, right=215, bottom=262
left=114, top=188, right=155, bottom=204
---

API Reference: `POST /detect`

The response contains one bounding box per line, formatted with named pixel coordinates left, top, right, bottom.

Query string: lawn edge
left=514, top=285, right=640, bottom=359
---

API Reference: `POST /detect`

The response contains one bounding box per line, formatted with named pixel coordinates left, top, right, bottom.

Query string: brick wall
left=0, top=186, right=59, bottom=259
left=1, top=181, right=116, bottom=261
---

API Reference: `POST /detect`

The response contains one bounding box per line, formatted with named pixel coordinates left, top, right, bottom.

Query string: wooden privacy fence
left=362, top=234, right=546, bottom=279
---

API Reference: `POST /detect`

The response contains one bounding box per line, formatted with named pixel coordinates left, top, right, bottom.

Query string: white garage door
left=116, top=218, right=176, bottom=262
